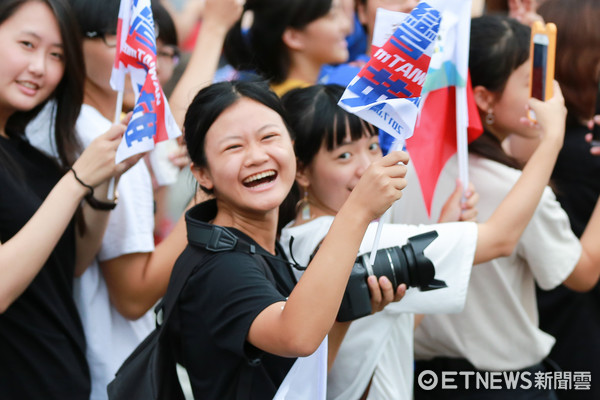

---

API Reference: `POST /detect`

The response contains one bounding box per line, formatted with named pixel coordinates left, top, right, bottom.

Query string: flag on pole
left=338, top=2, right=442, bottom=143
left=406, top=0, right=483, bottom=216
left=111, top=0, right=181, bottom=163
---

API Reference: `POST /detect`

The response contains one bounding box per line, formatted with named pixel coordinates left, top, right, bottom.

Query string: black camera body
left=337, top=230, right=446, bottom=322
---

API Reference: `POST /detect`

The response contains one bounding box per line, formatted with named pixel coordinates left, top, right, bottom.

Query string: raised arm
left=100, top=190, right=208, bottom=320
left=98, top=0, right=242, bottom=318
left=474, top=82, right=566, bottom=264
left=248, top=151, right=409, bottom=357
left=169, top=0, right=243, bottom=128
left=74, top=114, right=142, bottom=276
left=0, top=124, right=129, bottom=312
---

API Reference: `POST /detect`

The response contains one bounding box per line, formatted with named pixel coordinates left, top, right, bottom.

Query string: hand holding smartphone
left=528, top=21, right=557, bottom=121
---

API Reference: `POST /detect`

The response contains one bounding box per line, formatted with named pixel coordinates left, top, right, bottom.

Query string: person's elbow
left=0, top=290, right=18, bottom=314
left=281, top=332, right=321, bottom=358
left=277, top=323, right=323, bottom=357
left=475, top=224, right=519, bottom=264
left=0, top=298, right=10, bottom=314
left=562, top=254, right=600, bottom=293
left=110, top=294, right=153, bottom=320
left=490, top=236, right=518, bottom=259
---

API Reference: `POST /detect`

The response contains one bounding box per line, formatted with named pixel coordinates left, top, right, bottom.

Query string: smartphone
left=528, top=22, right=556, bottom=121
left=591, top=82, right=600, bottom=146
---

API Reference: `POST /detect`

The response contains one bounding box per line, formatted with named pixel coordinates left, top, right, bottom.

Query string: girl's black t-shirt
left=172, top=200, right=297, bottom=400
left=0, top=135, right=90, bottom=399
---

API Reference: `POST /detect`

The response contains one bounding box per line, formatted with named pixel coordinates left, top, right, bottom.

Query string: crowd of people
left=0, top=0, right=599, bottom=399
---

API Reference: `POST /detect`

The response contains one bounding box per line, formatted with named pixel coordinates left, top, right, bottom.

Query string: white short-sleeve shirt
left=280, top=217, right=477, bottom=399
left=27, top=104, right=156, bottom=400
left=392, top=153, right=581, bottom=371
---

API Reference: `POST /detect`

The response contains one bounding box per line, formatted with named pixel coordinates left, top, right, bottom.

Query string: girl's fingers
left=379, top=276, right=394, bottom=306
left=395, top=283, right=407, bottom=302
left=381, top=150, right=410, bottom=167
left=367, top=275, right=382, bottom=310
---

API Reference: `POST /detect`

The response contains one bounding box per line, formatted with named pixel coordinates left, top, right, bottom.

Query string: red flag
left=406, top=74, right=483, bottom=216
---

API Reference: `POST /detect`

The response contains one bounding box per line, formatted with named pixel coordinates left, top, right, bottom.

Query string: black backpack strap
left=234, top=253, right=276, bottom=400
left=156, top=248, right=207, bottom=333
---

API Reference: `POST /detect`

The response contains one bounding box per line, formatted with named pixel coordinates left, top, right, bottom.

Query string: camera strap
left=186, top=215, right=301, bottom=274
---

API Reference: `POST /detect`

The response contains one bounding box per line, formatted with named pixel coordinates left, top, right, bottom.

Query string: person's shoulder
left=469, top=154, right=522, bottom=188
left=182, top=246, right=259, bottom=276
left=76, top=105, right=113, bottom=145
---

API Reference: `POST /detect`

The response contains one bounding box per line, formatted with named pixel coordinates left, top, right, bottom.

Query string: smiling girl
left=166, top=80, right=406, bottom=399
left=0, top=0, right=137, bottom=398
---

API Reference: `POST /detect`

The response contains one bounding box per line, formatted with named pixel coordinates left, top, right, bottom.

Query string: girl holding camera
left=167, top=80, right=406, bottom=399
left=278, top=80, right=567, bottom=399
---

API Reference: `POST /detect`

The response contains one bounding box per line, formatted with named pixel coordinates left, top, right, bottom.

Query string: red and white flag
left=337, top=2, right=442, bottom=143
left=111, top=0, right=181, bottom=163
left=406, top=0, right=483, bottom=216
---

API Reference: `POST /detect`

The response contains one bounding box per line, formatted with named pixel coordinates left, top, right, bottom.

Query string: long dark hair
left=278, top=84, right=378, bottom=229
left=224, top=0, right=332, bottom=84
left=184, top=80, right=290, bottom=194
left=1, top=0, right=84, bottom=171
left=468, top=15, right=529, bottom=169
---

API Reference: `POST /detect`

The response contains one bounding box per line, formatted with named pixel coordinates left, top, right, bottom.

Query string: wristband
left=84, top=190, right=119, bottom=211
left=69, top=167, right=118, bottom=210
left=69, top=167, right=94, bottom=196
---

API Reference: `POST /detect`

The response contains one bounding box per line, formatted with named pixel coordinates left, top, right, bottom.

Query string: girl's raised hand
left=347, top=150, right=409, bottom=222
left=71, top=114, right=144, bottom=188
left=521, top=81, right=567, bottom=145
left=203, top=0, right=244, bottom=33
left=439, top=179, right=479, bottom=223
left=584, top=116, right=600, bottom=155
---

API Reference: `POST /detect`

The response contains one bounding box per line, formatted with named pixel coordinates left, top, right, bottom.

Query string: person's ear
left=282, top=27, right=306, bottom=51
left=473, top=85, right=497, bottom=113
left=190, top=163, right=214, bottom=191
left=295, top=162, right=311, bottom=188
left=357, top=1, right=368, bottom=26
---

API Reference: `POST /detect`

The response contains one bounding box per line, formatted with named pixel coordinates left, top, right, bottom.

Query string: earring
left=486, top=109, right=495, bottom=125
left=296, top=189, right=312, bottom=221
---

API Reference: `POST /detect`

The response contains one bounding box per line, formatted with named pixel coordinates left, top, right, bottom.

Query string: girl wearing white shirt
left=279, top=80, right=567, bottom=399
left=393, top=16, right=600, bottom=399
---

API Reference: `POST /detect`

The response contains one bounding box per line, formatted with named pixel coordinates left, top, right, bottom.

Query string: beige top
left=392, top=153, right=581, bottom=371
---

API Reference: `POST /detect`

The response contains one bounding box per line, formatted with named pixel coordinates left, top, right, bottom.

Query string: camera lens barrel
left=371, top=247, right=404, bottom=291
left=337, top=230, right=445, bottom=322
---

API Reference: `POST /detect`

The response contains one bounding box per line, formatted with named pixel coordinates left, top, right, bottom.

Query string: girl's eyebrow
left=217, top=124, right=281, bottom=145
left=21, top=30, right=63, bottom=48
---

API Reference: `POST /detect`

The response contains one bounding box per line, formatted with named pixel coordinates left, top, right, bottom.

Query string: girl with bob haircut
left=166, top=79, right=406, bottom=399
left=0, top=0, right=138, bottom=398
left=277, top=80, right=566, bottom=399
left=224, top=0, right=351, bottom=96
left=393, top=15, right=600, bottom=399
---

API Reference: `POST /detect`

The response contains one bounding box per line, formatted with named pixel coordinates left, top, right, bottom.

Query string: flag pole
left=114, top=88, right=124, bottom=124
left=456, top=84, right=469, bottom=200
left=107, top=82, right=125, bottom=200
left=456, top=0, right=473, bottom=202
left=368, top=138, right=404, bottom=266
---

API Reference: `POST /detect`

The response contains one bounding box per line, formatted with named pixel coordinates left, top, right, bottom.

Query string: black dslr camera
left=337, top=231, right=446, bottom=322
